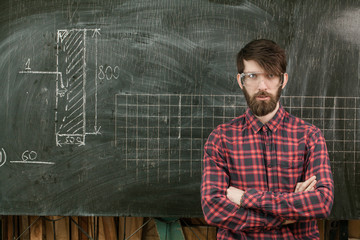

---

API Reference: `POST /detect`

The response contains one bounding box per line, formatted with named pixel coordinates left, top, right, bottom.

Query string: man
left=201, top=39, right=334, bottom=239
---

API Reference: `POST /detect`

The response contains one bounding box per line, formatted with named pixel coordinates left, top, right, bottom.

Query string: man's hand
left=226, top=186, right=245, bottom=205
left=226, top=176, right=317, bottom=224
left=284, top=176, right=317, bottom=225
left=294, top=175, right=317, bottom=193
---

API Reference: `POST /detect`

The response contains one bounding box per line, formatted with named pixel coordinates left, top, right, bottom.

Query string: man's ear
left=237, top=74, right=244, bottom=89
left=281, top=73, right=289, bottom=89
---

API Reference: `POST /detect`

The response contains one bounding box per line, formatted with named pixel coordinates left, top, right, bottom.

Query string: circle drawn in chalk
left=0, top=148, right=6, bottom=167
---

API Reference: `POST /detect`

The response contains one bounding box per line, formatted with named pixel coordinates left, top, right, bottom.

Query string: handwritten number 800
left=98, top=65, right=119, bottom=81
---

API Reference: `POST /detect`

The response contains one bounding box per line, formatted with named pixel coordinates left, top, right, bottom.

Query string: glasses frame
left=240, top=72, right=285, bottom=87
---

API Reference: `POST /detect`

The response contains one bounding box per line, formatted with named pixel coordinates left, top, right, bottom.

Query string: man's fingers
left=299, top=176, right=316, bottom=191
left=304, top=179, right=317, bottom=191
left=303, top=176, right=316, bottom=186
left=283, top=220, right=296, bottom=225
left=226, top=186, right=245, bottom=205
left=295, top=182, right=304, bottom=193
left=294, top=176, right=317, bottom=192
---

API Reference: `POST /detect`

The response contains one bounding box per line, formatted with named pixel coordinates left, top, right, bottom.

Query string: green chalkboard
left=0, top=0, right=359, bottom=219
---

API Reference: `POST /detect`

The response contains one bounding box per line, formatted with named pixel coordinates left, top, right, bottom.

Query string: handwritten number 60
left=22, top=150, right=37, bottom=161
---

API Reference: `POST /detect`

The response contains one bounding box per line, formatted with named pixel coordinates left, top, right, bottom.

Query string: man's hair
left=236, top=39, right=287, bottom=75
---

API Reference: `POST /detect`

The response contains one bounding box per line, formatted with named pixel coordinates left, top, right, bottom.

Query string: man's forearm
left=226, top=176, right=318, bottom=223
left=202, top=194, right=285, bottom=231
left=240, top=184, right=333, bottom=220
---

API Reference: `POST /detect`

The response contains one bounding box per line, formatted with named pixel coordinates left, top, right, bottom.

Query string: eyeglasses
left=240, top=72, right=284, bottom=88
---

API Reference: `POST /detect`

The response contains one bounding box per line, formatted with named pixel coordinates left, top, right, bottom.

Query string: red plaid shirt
left=201, top=105, right=334, bottom=239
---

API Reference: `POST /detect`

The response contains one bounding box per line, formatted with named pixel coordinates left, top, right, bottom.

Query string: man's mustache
left=253, top=91, right=272, bottom=98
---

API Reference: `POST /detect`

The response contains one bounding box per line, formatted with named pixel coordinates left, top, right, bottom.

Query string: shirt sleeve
left=240, top=127, right=334, bottom=220
left=201, top=128, right=285, bottom=231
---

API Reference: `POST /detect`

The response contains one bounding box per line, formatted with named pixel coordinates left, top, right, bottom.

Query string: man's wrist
left=283, top=220, right=296, bottom=225
left=239, top=191, right=245, bottom=207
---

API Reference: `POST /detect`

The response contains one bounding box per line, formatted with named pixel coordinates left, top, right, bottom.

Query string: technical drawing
left=20, top=28, right=101, bottom=147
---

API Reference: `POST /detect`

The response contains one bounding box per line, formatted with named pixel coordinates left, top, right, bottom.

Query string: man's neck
left=255, top=102, right=280, bottom=124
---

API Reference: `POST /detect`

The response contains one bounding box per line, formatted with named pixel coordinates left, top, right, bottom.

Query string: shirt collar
left=245, top=104, right=286, bottom=133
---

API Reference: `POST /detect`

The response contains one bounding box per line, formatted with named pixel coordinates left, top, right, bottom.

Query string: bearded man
left=201, top=39, right=334, bottom=239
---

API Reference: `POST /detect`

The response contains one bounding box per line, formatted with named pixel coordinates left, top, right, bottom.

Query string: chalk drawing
left=25, top=58, right=31, bottom=70
left=0, top=148, right=6, bottom=167
left=19, top=28, right=102, bottom=147
left=98, top=65, right=120, bottom=81
left=115, top=94, right=360, bottom=184
left=10, top=150, right=55, bottom=165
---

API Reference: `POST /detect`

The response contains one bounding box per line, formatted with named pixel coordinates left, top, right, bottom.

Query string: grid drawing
left=115, top=94, right=360, bottom=184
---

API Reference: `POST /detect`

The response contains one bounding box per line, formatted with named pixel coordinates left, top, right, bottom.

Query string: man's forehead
left=243, top=59, right=280, bottom=75
left=243, top=59, right=264, bottom=72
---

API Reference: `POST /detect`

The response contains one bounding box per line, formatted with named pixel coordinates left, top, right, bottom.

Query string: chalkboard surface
left=0, top=0, right=359, bottom=219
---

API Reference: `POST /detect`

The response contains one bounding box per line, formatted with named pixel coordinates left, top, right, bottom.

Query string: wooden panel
left=318, top=220, right=324, bottom=240
left=349, top=220, right=360, bottom=238
left=57, top=217, right=70, bottom=240
left=29, top=217, right=43, bottom=240
left=119, top=217, right=144, bottom=240
left=1, top=216, right=340, bottom=239
left=181, top=218, right=216, bottom=240
left=78, top=217, right=89, bottom=240
left=182, top=226, right=216, bottom=240
left=71, top=217, right=79, bottom=240
left=98, top=217, right=106, bottom=240
left=6, top=216, right=13, bottom=240
left=44, top=216, right=69, bottom=240
left=102, top=217, right=117, bottom=240
left=142, top=218, right=159, bottom=240
left=20, top=216, right=30, bottom=240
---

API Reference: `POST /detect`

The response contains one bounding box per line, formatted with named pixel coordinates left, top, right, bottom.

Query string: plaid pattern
left=201, top=105, right=334, bottom=239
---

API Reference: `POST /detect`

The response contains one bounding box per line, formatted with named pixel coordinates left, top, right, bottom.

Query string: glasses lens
left=242, top=73, right=282, bottom=87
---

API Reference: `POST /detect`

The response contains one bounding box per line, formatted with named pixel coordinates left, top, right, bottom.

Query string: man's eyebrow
left=242, top=72, right=265, bottom=74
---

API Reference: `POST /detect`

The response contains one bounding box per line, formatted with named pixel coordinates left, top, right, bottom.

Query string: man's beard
left=243, top=86, right=282, bottom=117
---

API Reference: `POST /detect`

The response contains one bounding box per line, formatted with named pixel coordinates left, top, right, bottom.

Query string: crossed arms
left=200, top=128, right=334, bottom=232
left=226, top=175, right=317, bottom=225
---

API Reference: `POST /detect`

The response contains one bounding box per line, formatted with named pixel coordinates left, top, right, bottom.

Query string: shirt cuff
left=241, top=189, right=285, bottom=229
left=240, top=188, right=262, bottom=209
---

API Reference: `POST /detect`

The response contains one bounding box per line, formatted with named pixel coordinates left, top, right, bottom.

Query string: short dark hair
left=236, top=39, right=287, bottom=75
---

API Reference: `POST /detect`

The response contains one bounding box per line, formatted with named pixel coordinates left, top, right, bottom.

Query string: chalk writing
left=0, top=148, right=6, bottom=167
left=21, top=150, right=37, bottom=161
left=11, top=150, right=54, bottom=165
left=98, top=65, right=120, bottom=81
left=25, top=58, right=31, bottom=70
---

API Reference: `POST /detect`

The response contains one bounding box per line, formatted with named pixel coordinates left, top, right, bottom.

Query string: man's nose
left=257, top=77, right=268, bottom=89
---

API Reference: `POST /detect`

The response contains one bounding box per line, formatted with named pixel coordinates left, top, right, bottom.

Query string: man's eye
left=267, top=74, right=275, bottom=79
left=248, top=73, right=257, bottom=79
